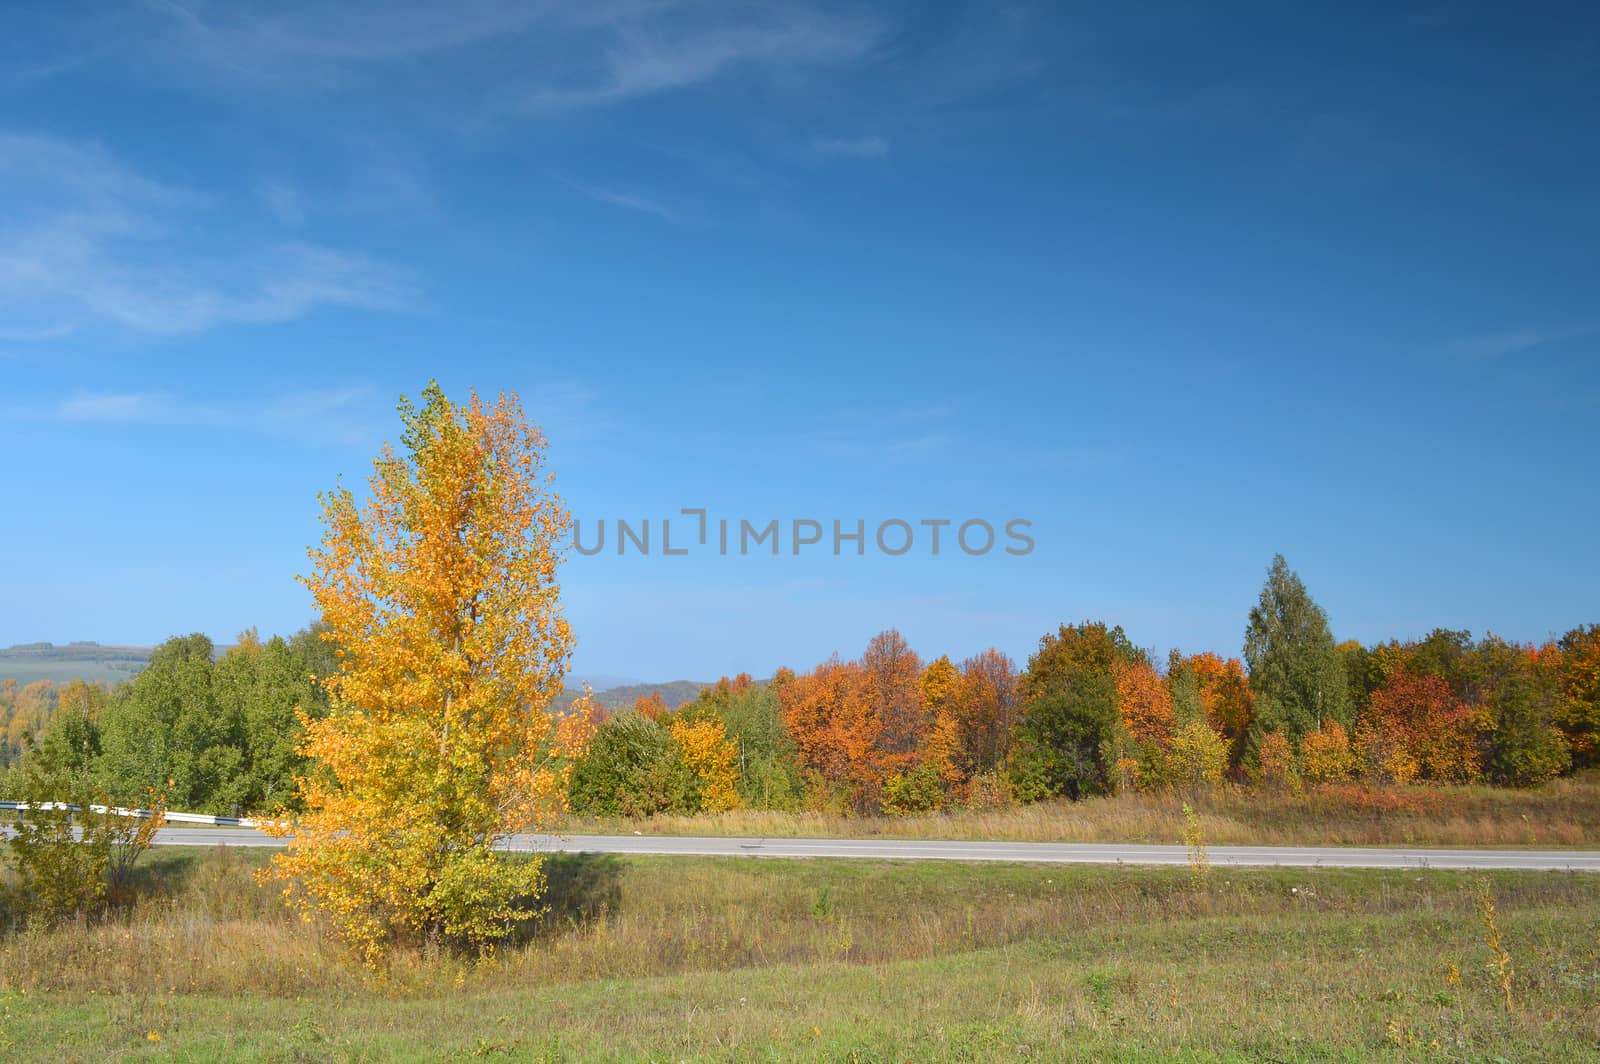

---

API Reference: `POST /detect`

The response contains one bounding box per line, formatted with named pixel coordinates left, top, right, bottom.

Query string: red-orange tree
left=1112, top=659, right=1175, bottom=790
left=863, top=629, right=925, bottom=774
left=1174, top=652, right=1255, bottom=774
left=264, top=383, right=587, bottom=964
left=1114, top=660, right=1175, bottom=748
left=1355, top=669, right=1482, bottom=783
left=780, top=656, right=882, bottom=811
left=633, top=692, right=668, bottom=720
left=955, top=648, right=1021, bottom=775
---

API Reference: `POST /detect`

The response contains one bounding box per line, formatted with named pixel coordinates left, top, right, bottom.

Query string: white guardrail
left=0, top=800, right=271, bottom=829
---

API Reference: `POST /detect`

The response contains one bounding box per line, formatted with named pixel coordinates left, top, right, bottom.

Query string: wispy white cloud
left=39, top=386, right=377, bottom=445
left=1456, top=323, right=1599, bottom=360
left=55, top=392, right=170, bottom=424
left=554, top=176, right=688, bottom=223
left=804, top=400, right=960, bottom=460
left=129, top=1, right=885, bottom=107
left=139, top=0, right=552, bottom=86
left=812, top=134, right=890, bottom=159
left=517, top=6, right=886, bottom=112
left=0, top=321, right=79, bottom=343
left=0, top=131, right=412, bottom=338
left=257, top=180, right=305, bottom=226
left=38, top=381, right=610, bottom=450
left=0, top=133, right=189, bottom=208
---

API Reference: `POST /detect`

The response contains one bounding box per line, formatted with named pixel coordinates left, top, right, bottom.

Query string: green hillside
left=0, top=642, right=152, bottom=686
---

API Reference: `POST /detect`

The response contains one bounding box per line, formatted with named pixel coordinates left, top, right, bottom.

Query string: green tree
left=1557, top=624, right=1600, bottom=768
left=1403, top=629, right=1480, bottom=695
left=1242, top=554, right=1351, bottom=743
left=97, top=634, right=244, bottom=810
left=1335, top=640, right=1383, bottom=720
left=1020, top=621, right=1145, bottom=703
left=27, top=696, right=102, bottom=780
left=1477, top=637, right=1570, bottom=787
left=691, top=678, right=803, bottom=810
left=212, top=628, right=332, bottom=812
left=1009, top=672, right=1119, bottom=801
left=567, top=712, right=694, bottom=817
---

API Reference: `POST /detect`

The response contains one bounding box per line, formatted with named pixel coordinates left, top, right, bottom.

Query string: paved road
left=152, top=828, right=1600, bottom=871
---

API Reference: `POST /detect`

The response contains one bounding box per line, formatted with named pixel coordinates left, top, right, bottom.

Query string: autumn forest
left=5, top=554, right=1597, bottom=826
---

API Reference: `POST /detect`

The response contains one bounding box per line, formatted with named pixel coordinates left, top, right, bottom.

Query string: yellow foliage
left=920, top=655, right=960, bottom=714
left=262, top=383, right=582, bottom=966
left=670, top=717, right=741, bottom=813
left=922, top=707, right=965, bottom=791
left=1301, top=720, right=1355, bottom=782
left=1168, top=720, right=1228, bottom=790
left=1378, top=744, right=1420, bottom=785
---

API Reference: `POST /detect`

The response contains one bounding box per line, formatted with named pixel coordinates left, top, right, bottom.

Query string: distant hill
left=0, top=643, right=706, bottom=712
left=552, top=680, right=708, bottom=714
left=565, top=674, right=644, bottom=693
left=0, top=642, right=153, bottom=686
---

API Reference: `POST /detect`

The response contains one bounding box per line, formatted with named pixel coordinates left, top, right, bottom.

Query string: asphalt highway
left=149, top=828, right=1600, bottom=871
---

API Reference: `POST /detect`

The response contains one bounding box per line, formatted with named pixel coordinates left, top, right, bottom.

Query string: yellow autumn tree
left=919, top=656, right=966, bottom=791
left=670, top=717, right=741, bottom=813
left=264, top=383, right=588, bottom=965
left=1166, top=719, right=1228, bottom=791
left=1301, top=719, right=1355, bottom=782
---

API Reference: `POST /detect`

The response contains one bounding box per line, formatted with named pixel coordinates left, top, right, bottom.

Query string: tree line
left=9, top=556, right=1593, bottom=821
left=570, top=556, right=1597, bottom=818
left=0, top=627, right=334, bottom=814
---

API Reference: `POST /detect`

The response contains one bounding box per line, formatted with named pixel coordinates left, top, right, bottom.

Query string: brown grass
left=2, top=848, right=1598, bottom=1059
left=559, top=771, right=1600, bottom=847
left=2, top=845, right=1597, bottom=1000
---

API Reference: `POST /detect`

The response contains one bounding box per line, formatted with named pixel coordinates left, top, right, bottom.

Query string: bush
left=881, top=764, right=945, bottom=815
left=1301, top=720, right=1355, bottom=783
left=963, top=769, right=1016, bottom=810
left=1485, top=667, right=1571, bottom=787
left=1167, top=721, right=1228, bottom=791
left=739, top=754, right=804, bottom=811
left=3, top=790, right=162, bottom=927
left=568, top=713, right=695, bottom=817
left=1255, top=731, right=1297, bottom=791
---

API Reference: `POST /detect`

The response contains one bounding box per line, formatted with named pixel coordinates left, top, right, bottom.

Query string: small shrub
left=881, top=764, right=945, bottom=815
left=3, top=788, right=164, bottom=927
left=1181, top=802, right=1209, bottom=882
left=1168, top=721, right=1228, bottom=792
left=1256, top=731, right=1298, bottom=791
left=1471, top=877, right=1514, bottom=1011
left=962, top=769, right=1015, bottom=810
left=1300, top=720, right=1355, bottom=783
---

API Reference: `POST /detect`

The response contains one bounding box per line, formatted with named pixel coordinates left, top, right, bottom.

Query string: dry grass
left=0, top=846, right=1597, bottom=1061
left=560, top=771, right=1600, bottom=848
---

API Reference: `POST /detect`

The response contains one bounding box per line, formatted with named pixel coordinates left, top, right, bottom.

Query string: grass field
left=560, top=772, right=1600, bottom=849
left=1, top=846, right=1597, bottom=1060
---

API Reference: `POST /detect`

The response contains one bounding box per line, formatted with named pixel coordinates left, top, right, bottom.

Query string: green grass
left=1, top=849, right=1597, bottom=1060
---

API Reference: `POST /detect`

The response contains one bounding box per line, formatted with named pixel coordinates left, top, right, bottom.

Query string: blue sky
left=2, top=1, right=1597, bottom=683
